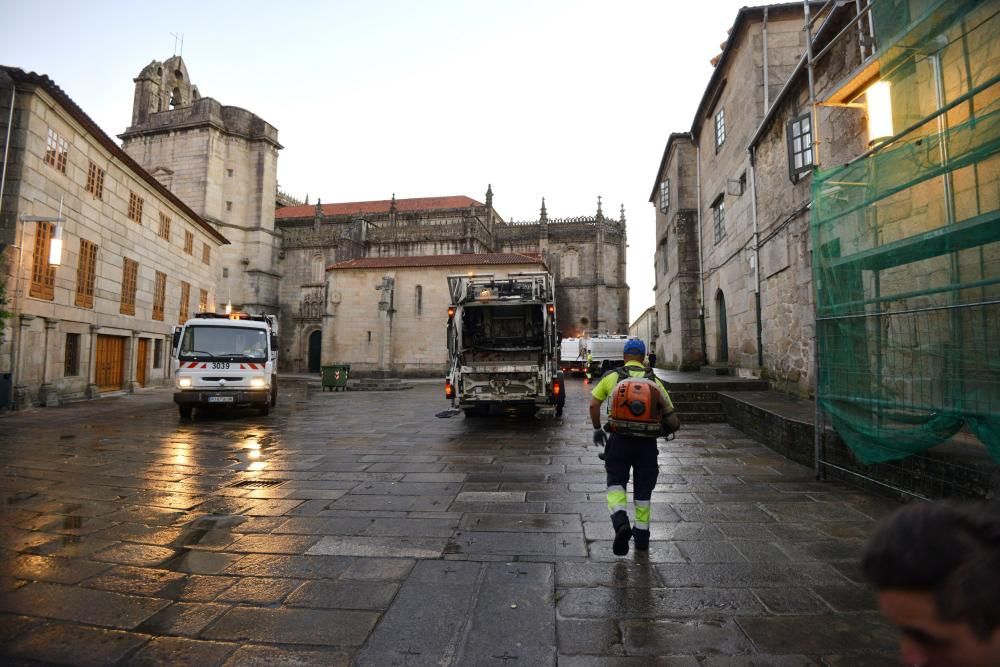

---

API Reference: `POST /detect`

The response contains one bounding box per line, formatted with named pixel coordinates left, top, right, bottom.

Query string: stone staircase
left=662, top=377, right=770, bottom=424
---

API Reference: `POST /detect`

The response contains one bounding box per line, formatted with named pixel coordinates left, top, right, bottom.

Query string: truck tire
left=463, top=406, right=488, bottom=418
left=270, top=378, right=278, bottom=407
left=179, top=405, right=193, bottom=420
left=258, top=402, right=270, bottom=416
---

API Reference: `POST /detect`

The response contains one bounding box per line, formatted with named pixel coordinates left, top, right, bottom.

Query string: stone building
left=275, top=194, right=628, bottom=373
left=0, top=67, right=227, bottom=408
left=119, top=56, right=282, bottom=316
left=322, top=254, right=547, bottom=376
left=648, top=2, right=869, bottom=394
left=628, top=305, right=657, bottom=354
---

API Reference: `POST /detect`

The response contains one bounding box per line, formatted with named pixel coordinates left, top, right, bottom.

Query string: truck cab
left=171, top=312, right=278, bottom=419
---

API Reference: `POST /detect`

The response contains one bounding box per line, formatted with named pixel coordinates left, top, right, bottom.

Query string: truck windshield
left=179, top=326, right=268, bottom=361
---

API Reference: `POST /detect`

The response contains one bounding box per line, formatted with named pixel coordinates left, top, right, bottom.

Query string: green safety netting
left=811, top=0, right=1000, bottom=464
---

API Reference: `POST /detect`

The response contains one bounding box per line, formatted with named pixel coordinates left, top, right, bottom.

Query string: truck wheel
left=463, top=406, right=488, bottom=418
left=178, top=405, right=193, bottom=420
left=555, top=405, right=563, bottom=418
left=270, top=379, right=277, bottom=407
left=258, top=402, right=270, bottom=416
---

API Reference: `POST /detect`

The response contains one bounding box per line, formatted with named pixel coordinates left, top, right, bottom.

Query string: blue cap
left=623, top=338, right=646, bottom=356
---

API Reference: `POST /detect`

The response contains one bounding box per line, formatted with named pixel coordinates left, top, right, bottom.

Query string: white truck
left=559, top=337, right=586, bottom=375
left=581, top=333, right=628, bottom=377
left=445, top=272, right=566, bottom=417
left=171, top=312, right=278, bottom=419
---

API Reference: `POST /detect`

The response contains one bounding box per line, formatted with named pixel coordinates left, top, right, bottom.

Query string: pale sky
left=1, top=0, right=770, bottom=321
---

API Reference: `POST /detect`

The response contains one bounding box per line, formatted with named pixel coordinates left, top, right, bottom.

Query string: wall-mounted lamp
left=49, top=224, right=63, bottom=265
left=866, top=80, right=894, bottom=145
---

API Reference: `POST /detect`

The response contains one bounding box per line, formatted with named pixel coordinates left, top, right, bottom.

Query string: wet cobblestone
left=0, top=377, right=900, bottom=664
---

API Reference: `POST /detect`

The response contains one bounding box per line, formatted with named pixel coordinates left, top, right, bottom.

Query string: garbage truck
left=445, top=272, right=565, bottom=417
left=581, top=333, right=628, bottom=377
left=171, top=312, right=278, bottom=418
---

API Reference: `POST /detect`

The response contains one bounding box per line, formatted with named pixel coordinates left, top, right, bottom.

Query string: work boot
left=633, top=528, right=650, bottom=551
left=611, top=510, right=632, bottom=556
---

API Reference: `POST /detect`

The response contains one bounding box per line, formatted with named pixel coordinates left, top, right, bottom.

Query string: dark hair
left=863, top=501, right=1000, bottom=640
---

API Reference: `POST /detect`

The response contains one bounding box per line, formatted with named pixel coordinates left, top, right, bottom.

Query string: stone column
left=38, top=318, right=60, bottom=407
left=127, top=330, right=140, bottom=393
left=85, top=324, right=100, bottom=398
left=13, top=314, right=36, bottom=410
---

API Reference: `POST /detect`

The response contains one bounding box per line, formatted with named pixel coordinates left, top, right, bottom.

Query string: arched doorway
left=307, top=330, right=322, bottom=373
left=715, top=290, right=729, bottom=363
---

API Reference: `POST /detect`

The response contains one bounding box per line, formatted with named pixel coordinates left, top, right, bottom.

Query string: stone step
left=700, top=365, right=730, bottom=376
left=672, top=401, right=724, bottom=413
left=668, top=390, right=725, bottom=403
left=666, top=381, right=769, bottom=392
left=675, top=411, right=729, bottom=423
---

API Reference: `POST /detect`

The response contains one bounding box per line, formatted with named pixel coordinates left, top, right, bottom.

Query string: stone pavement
left=0, top=377, right=903, bottom=665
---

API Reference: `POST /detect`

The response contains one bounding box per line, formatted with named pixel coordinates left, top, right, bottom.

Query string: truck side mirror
left=172, top=327, right=181, bottom=351
left=270, top=334, right=278, bottom=353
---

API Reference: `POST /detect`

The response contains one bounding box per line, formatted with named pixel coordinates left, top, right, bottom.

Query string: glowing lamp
left=866, top=81, right=894, bottom=145
left=447, top=306, right=456, bottom=319
left=445, top=380, right=454, bottom=399
left=48, top=224, right=63, bottom=266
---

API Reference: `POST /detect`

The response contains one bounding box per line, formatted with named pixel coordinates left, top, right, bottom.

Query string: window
left=659, top=239, right=668, bottom=275
left=29, top=221, right=56, bottom=300
left=127, top=192, right=144, bottom=223
left=227, top=169, right=234, bottom=178
left=179, top=281, right=190, bottom=323
left=415, top=285, right=423, bottom=316
left=86, top=161, right=105, bottom=199
left=714, top=107, right=726, bottom=151
left=45, top=128, right=68, bottom=173
left=787, top=112, right=814, bottom=179
left=712, top=196, right=726, bottom=243
left=158, top=212, right=171, bottom=240
left=152, top=271, right=166, bottom=321
left=120, top=258, right=138, bottom=315
left=226, top=201, right=232, bottom=211
left=562, top=250, right=579, bottom=279
left=75, top=239, right=98, bottom=308
left=222, top=267, right=229, bottom=278
left=183, top=230, right=193, bottom=255
left=64, top=333, right=80, bottom=376
left=153, top=338, right=163, bottom=369
left=659, top=179, right=669, bottom=214
left=199, top=288, right=208, bottom=313
left=202, top=243, right=210, bottom=265
left=665, top=301, right=672, bottom=333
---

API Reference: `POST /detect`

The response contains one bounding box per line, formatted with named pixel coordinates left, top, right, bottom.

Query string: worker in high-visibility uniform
left=585, top=351, right=593, bottom=384
left=590, top=338, right=677, bottom=555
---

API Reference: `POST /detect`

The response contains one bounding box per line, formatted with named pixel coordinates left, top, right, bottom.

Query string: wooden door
left=95, top=335, right=125, bottom=391
left=308, top=330, right=322, bottom=373
left=136, top=338, right=149, bottom=388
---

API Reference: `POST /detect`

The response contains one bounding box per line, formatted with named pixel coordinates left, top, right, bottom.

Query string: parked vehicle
left=559, top=337, right=586, bottom=375
left=445, top=272, right=565, bottom=417
left=171, top=312, right=278, bottom=418
left=581, top=333, right=628, bottom=377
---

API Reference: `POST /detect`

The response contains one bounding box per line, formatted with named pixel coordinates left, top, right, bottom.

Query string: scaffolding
left=809, top=0, right=1000, bottom=488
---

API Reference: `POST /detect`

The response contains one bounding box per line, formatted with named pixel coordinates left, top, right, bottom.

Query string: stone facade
left=648, top=3, right=870, bottom=393
left=322, top=255, right=546, bottom=376
left=628, top=305, right=657, bottom=354
left=0, top=67, right=226, bottom=407
left=276, top=194, right=628, bottom=373
left=119, top=56, right=282, bottom=316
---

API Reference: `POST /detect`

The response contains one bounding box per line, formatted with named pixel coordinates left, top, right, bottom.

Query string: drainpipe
left=749, top=147, right=763, bottom=370
left=695, top=143, right=707, bottom=365
left=763, top=7, right=770, bottom=112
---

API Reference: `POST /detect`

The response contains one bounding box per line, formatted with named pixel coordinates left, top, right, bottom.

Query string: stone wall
left=322, top=262, right=543, bottom=376
left=0, top=77, right=222, bottom=406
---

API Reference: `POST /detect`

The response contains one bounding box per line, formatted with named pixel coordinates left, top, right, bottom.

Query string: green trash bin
left=321, top=364, right=350, bottom=392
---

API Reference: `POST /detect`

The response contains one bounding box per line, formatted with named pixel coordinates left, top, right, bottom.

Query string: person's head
left=623, top=338, right=645, bottom=363
left=863, top=501, right=1000, bottom=667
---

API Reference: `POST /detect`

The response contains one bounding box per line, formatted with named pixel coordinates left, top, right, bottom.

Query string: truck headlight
left=250, top=376, right=266, bottom=389
left=178, top=377, right=192, bottom=388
